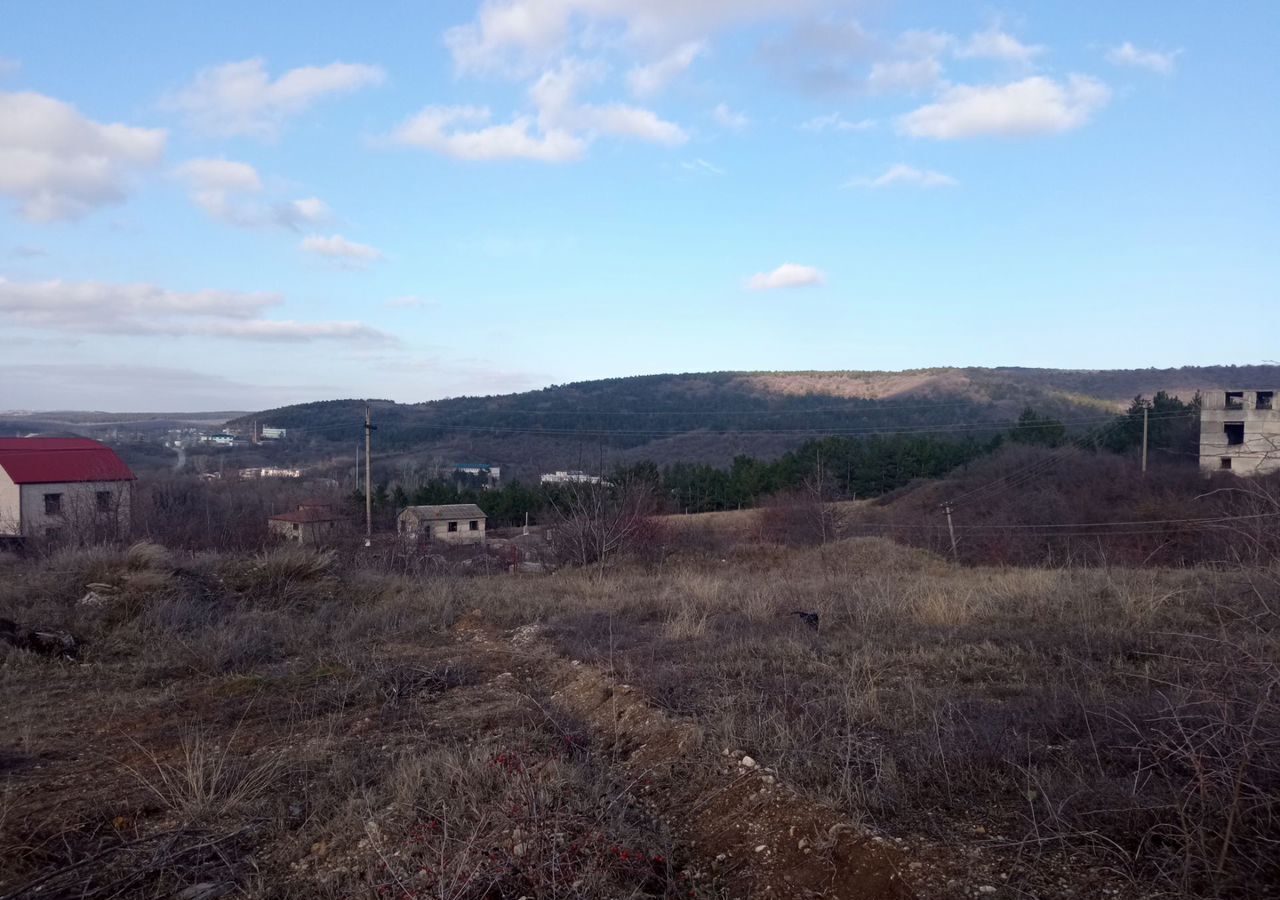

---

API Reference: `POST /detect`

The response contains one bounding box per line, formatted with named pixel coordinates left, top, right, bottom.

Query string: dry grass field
left=2, top=536, right=1278, bottom=899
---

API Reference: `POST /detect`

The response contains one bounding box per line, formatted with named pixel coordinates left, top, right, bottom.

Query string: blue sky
left=1, top=1, right=1277, bottom=411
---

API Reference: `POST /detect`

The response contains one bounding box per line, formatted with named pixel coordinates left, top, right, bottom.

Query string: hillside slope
left=225, top=365, right=1276, bottom=480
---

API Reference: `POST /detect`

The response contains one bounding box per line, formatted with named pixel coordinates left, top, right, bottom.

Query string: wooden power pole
left=1141, top=406, right=1149, bottom=475
left=364, top=405, right=376, bottom=543
left=943, top=503, right=959, bottom=562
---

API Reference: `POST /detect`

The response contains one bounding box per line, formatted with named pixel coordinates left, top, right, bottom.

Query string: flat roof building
left=1199, top=389, right=1280, bottom=476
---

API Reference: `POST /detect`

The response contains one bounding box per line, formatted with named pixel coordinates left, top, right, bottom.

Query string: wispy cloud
left=746, top=263, right=826, bottom=291
left=846, top=163, right=957, bottom=189
left=0, top=90, right=165, bottom=222
left=898, top=75, right=1110, bottom=139
left=173, top=157, right=331, bottom=229
left=0, top=276, right=394, bottom=343
left=955, top=27, right=1045, bottom=65
left=627, top=41, right=704, bottom=97
left=1107, top=42, right=1179, bottom=75
left=164, top=58, right=385, bottom=138
left=711, top=102, right=750, bottom=130
left=801, top=112, right=874, bottom=133
left=682, top=158, right=727, bottom=176
left=300, top=234, right=384, bottom=267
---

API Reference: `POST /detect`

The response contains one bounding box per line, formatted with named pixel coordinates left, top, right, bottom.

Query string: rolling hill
left=225, top=365, right=1278, bottom=481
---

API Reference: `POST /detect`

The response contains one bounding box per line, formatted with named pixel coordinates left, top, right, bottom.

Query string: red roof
left=270, top=506, right=345, bottom=524
left=0, top=438, right=136, bottom=485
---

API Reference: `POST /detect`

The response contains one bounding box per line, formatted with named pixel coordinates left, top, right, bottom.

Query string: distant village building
left=1200, top=389, right=1280, bottom=475
left=0, top=438, right=135, bottom=541
left=397, top=504, right=487, bottom=545
left=268, top=501, right=346, bottom=545
left=199, top=433, right=236, bottom=447
left=259, top=426, right=287, bottom=440
left=240, top=467, right=303, bottom=479
left=540, top=470, right=605, bottom=485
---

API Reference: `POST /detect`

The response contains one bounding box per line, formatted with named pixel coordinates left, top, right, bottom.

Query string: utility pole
left=364, top=405, right=376, bottom=544
left=1141, top=406, right=1150, bottom=476
left=943, top=503, right=959, bottom=562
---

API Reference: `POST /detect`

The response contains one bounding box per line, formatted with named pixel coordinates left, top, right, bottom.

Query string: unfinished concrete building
left=1200, top=389, right=1280, bottom=475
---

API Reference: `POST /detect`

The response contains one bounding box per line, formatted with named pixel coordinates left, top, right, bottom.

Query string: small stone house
left=269, top=502, right=346, bottom=546
left=397, top=504, right=487, bottom=545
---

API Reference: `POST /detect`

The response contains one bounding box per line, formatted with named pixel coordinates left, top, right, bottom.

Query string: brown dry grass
left=1, top=537, right=1277, bottom=898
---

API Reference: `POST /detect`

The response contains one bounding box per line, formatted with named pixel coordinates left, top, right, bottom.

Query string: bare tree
left=546, top=480, right=656, bottom=577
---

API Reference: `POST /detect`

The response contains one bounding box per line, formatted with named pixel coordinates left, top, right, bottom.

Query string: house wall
left=399, top=514, right=486, bottom=545
left=1199, top=389, right=1280, bottom=475
left=0, top=468, right=19, bottom=536
left=270, top=518, right=342, bottom=545
left=17, top=480, right=132, bottom=539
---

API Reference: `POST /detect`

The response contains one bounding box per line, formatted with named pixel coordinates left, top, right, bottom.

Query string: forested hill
left=224, top=365, right=1277, bottom=473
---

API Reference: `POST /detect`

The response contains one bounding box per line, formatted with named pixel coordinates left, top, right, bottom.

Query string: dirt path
left=455, top=613, right=913, bottom=900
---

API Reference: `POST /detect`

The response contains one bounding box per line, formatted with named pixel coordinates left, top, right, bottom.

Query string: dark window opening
left=1221, top=457, right=1233, bottom=470
left=1225, top=422, right=1245, bottom=446
left=43, top=493, right=62, bottom=515
left=1225, top=391, right=1244, bottom=410
left=96, top=490, right=112, bottom=512
left=447, top=521, right=458, bottom=533
left=469, top=520, right=479, bottom=531
left=1257, top=391, right=1274, bottom=410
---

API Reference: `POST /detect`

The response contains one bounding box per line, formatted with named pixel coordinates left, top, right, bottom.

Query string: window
left=447, top=521, right=458, bottom=532
left=1225, top=391, right=1244, bottom=410
left=96, top=490, right=112, bottom=512
left=1258, top=391, right=1274, bottom=410
left=1225, top=422, right=1245, bottom=446
left=469, top=520, right=479, bottom=531
left=1221, top=457, right=1233, bottom=470
left=43, top=493, right=62, bottom=515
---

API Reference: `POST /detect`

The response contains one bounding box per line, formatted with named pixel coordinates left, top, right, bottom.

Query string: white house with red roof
left=0, top=438, right=136, bottom=540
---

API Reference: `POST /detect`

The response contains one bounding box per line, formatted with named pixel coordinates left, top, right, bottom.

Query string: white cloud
left=300, top=233, right=384, bottom=266
left=711, top=102, right=749, bottom=130
left=174, top=157, right=262, bottom=193
left=898, top=75, right=1110, bottom=139
left=174, top=157, right=331, bottom=229
left=390, top=105, right=586, bottom=162
left=682, top=158, right=726, bottom=175
left=0, top=276, right=393, bottom=343
left=847, top=163, right=957, bottom=189
left=867, top=56, right=943, bottom=93
left=0, top=90, right=166, bottom=222
left=165, top=58, right=385, bottom=138
left=746, top=263, right=825, bottom=291
left=445, top=0, right=832, bottom=73
left=531, top=58, right=687, bottom=144
left=801, top=112, right=874, bottom=132
left=627, top=41, right=704, bottom=97
left=1107, top=42, right=1179, bottom=75
left=955, top=28, right=1045, bottom=65
left=391, top=58, right=685, bottom=161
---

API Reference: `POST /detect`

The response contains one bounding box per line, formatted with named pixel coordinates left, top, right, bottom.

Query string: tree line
left=353, top=393, right=1202, bottom=526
